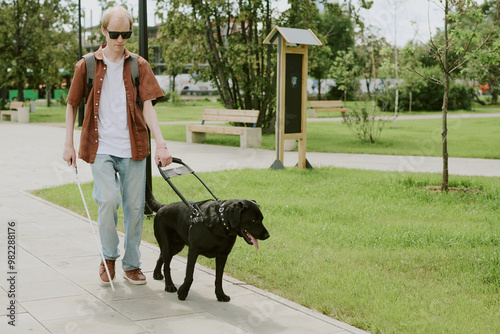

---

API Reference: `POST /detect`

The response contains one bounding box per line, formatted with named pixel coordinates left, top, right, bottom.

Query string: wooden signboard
left=264, top=27, right=322, bottom=169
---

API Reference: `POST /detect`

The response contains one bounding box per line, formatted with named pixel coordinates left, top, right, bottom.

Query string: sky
left=79, top=0, right=486, bottom=47
left=358, top=0, right=485, bottom=47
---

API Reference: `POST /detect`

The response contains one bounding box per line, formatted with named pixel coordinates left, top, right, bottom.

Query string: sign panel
left=284, top=53, right=302, bottom=134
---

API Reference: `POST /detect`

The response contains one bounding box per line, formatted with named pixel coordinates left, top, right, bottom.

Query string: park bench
left=308, top=100, right=348, bottom=118
left=186, top=109, right=262, bottom=148
left=1, top=101, right=24, bottom=122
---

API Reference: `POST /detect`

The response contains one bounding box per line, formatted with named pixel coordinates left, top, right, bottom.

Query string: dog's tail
left=145, top=180, right=165, bottom=213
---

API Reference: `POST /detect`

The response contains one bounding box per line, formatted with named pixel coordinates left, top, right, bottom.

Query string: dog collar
left=219, top=201, right=233, bottom=235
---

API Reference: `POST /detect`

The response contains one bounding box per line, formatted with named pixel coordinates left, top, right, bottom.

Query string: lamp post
left=77, top=0, right=84, bottom=126
left=139, top=0, right=153, bottom=215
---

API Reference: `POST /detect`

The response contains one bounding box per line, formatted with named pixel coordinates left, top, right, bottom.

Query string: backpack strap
left=82, top=52, right=141, bottom=106
left=128, top=53, right=142, bottom=107
left=82, top=53, right=95, bottom=102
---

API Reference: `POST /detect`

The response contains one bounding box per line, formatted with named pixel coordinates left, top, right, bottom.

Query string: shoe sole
left=123, top=273, right=147, bottom=285
left=99, top=275, right=116, bottom=285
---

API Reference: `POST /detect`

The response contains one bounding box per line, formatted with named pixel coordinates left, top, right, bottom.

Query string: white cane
left=74, top=165, right=115, bottom=292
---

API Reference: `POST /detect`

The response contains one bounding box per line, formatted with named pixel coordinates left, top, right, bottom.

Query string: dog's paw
left=165, top=284, right=177, bottom=293
left=216, top=292, right=231, bottom=302
left=177, top=285, right=189, bottom=300
left=153, top=272, right=164, bottom=280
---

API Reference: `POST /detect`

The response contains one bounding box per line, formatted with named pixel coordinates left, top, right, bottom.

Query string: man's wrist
left=156, top=141, right=167, bottom=149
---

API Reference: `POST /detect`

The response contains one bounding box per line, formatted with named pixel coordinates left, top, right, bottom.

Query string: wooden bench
left=308, top=100, right=348, bottom=117
left=186, top=109, right=262, bottom=148
left=1, top=101, right=24, bottom=121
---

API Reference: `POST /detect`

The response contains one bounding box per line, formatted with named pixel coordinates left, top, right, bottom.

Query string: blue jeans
left=91, top=154, right=146, bottom=271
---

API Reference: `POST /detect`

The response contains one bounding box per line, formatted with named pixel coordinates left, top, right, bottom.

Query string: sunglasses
left=105, top=28, right=132, bottom=39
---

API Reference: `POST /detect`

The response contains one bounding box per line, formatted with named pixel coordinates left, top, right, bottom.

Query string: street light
left=139, top=0, right=153, bottom=215
left=78, top=0, right=84, bottom=126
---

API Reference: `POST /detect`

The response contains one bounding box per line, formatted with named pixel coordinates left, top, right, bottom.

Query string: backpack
left=82, top=52, right=142, bottom=107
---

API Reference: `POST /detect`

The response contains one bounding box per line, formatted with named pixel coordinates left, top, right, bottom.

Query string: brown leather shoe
left=99, top=259, right=116, bottom=285
left=123, top=268, right=147, bottom=285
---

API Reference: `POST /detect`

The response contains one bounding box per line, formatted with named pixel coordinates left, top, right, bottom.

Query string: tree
left=329, top=49, right=358, bottom=100
left=311, top=1, right=355, bottom=100
left=463, top=0, right=500, bottom=104
left=387, top=0, right=404, bottom=128
left=0, top=0, right=77, bottom=102
left=416, top=0, right=492, bottom=191
left=156, top=1, right=205, bottom=94
left=155, top=0, right=276, bottom=130
left=399, top=40, right=428, bottom=112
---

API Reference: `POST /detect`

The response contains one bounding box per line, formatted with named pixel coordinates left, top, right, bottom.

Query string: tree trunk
left=47, top=85, right=51, bottom=107
left=492, top=90, right=498, bottom=104
left=409, top=83, right=412, bottom=113
left=318, top=79, right=322, bottom=100
left=394, top=31, right=399, bottom=128
left=473, top=92, right=487, bottom=105
left=442, top=77, right=449, bottom=191
left=441, top=0, right=450, bottom=191
left=16, top=81, right=24, bottom=101
left=204, top=15, right=233, bottom=108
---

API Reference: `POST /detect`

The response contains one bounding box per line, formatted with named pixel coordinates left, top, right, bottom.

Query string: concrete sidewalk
left=0, top=122, right=498, bottom=334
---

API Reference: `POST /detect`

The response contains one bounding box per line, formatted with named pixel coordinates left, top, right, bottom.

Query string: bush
left=171, top=91, right=181, bottom=104
left=58, top=92, right=67, bottom=106
left=377, top=67, right=474, bottom=112
left=448, top=83, right=474, bottom=110
left=341, top=104, right=387, bottom=143
left=162, top=90, right=171, bottom=102
left=327, top=78, right=360, bottom=101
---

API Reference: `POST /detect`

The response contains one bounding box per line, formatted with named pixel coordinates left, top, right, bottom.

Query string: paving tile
left=181, top=274, right=255, bottom=302
left=12, top=246, right=48, bottom=270
left=17, top=278, right=86, bottom=302
left=18, top=235, right=97, bottom=260
left=107, top=294, right=205, bottom=322
left=15, top=262, right=66, bottom=285
left=0, top=312, right=50, bottom=334
left=44, top=255, right=105, bottom=286
left=0, top=287, right=27, bottom=316
left=21, top=294, right=114, bottom=322
left=136, top=312, right=246, bottom=334
left=83, top=279, right=164, bottom=302
left=0, top=207, right=21, bottom=235
left=42, top=312, right=148, bottom=334
left=190, top=290, right=344, bottom=333
left=235, top=307, right=347, bottom=334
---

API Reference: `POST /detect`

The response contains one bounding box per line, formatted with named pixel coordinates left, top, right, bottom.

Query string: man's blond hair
left=102, top=6, right=133, bottom=30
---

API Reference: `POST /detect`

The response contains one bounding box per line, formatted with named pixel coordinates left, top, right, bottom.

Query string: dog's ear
left=225, top=201, right=244, bottom=229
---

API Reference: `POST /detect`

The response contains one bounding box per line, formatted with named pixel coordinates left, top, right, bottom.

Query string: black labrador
left=146, top=187, right=270, bottom=302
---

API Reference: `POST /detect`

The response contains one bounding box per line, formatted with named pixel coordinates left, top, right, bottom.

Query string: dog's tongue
left=247, top=232, right=259, bottom=250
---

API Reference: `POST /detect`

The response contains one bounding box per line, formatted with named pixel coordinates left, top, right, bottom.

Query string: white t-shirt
left=96, top=52, right=132, bottom=158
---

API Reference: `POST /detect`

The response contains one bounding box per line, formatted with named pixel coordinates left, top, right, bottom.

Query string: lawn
left=160, top=117, right=500, bottom=159
left=27, top=99, right=220, bottom=123
left=29, top=101, right=500, bottom=160
left=33, top=167, right=500, bottom=333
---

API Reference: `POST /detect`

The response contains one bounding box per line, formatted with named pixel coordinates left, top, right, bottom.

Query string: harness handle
left=158, top=159, right=214, bottom=224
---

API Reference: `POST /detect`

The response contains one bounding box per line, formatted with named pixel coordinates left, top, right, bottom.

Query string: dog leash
left=74, top=165, right=115, bottom=292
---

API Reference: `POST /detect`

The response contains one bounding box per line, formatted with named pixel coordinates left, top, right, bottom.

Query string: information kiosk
left=264, top=27, right=322, bottom=169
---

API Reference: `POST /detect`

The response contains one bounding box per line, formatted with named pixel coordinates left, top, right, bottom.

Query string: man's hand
left=156, top=146, right=172, bottom=167
left=63, top=145, right=76, bottom=167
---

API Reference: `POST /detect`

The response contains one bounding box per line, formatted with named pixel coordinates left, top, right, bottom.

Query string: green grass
left=33, top=168, right=500, bottom=333
left=154, top=99, right=222, bottom=122
left=161, top=117, right=500, bottom=159
left=27, top=99, right=500, bottom=159
left=29, top=105, right=67, bottom=123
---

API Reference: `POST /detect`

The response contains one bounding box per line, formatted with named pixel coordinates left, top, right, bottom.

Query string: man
left=63, top=6, right=172, bottom=286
